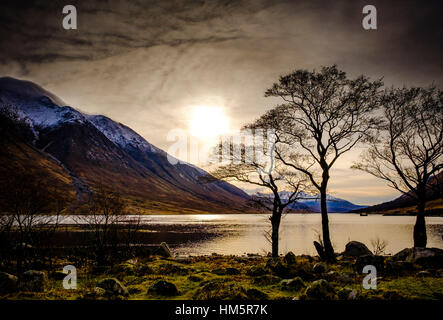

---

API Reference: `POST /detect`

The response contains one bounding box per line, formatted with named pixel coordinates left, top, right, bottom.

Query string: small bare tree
left=204, top=130, right=306, bottom=257
left=257, top=65, right=382, bottom=261
left=354, top=86, right=443, bottom=247
left=0, top=173, right=61, bottom=273
left=371, top=237, right=388, bottom=255
left=75, top=186, right=126, bottom=264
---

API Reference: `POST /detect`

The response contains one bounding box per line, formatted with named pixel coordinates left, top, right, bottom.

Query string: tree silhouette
left=258, top=65, right=382, bottom=261
left=204, top=131, right=306, bottom=257
left=353, top=86, right=443, bottom=247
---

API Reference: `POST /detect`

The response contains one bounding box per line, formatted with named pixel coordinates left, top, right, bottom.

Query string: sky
left=0, top=0, right=442, bottom=205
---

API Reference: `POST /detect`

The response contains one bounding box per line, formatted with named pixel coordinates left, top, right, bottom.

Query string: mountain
left=351, top=173, right=443, bottom=215
left=0, top=77, right=250, bottom=214
left=256, top=191, right=367, bottom=213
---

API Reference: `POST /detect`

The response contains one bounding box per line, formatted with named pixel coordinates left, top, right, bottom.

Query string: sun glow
left=189, top=106, right=229, bottom=138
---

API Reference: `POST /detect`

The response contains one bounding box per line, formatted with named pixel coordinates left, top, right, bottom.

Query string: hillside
left=0, top=77, right=251, bottom=214
left=352, top=173, right=443, bottom=216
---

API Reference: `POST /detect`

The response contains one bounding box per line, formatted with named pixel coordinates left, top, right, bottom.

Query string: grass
left=1, top=255, right=442, bottom=300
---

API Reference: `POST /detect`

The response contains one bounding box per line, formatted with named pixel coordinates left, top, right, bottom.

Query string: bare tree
left=75, top=186, right=126, bottom=264
left=258, top=65, right=382, bottom=261
left=353, top=87, right=443, bottom=247
left=0, top=173, right=61, bottom=273
left=205, top=131, right=306, bottom=257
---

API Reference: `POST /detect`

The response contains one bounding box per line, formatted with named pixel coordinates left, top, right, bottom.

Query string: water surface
left=62, top=213, right=443, bottom=256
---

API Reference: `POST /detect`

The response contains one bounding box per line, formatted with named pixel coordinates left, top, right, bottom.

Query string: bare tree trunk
left=414, top=199, right=427, bottom=247
left=270, top=209, right=282, bottom=257
left=320, top=185, right=335, bottom=262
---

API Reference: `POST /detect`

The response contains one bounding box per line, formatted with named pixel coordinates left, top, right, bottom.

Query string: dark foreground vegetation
left=0, top=241, right=442, bottom=300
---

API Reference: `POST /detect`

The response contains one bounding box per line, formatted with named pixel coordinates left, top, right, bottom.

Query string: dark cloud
left=0, top=0, right=441, bottom=204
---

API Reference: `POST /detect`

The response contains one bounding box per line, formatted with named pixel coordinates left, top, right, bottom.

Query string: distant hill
left=255, top=191, right=368, bottom=213
left=0, top=77, right=251, bottom=214
left=351, top=173, right=443, bottom=216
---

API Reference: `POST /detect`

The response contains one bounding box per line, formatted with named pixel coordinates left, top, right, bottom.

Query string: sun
left=189, top=106, right=229, bottom=138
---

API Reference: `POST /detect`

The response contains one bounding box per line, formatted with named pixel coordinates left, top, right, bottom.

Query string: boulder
left=283, top=252, right=297, bottom=265
left=94, top=287, right=106, bottom=296
left=18, top=270, right=47, bottom=292
left=343, top=241, right=373, bottom=258
left=136, top=264, right=155, bottom=275
left=246, top=266, right=267, bottom=277
left=393, top=247, right=443, bottom=268
left=96, top=278, right=129, bottom=296
left=355, top=254, right=385, bottom=272
left=338, top=287, right=358, bottom=300
left=384, top=261, right=415, bottom=276
left=148, top=280, right=179, bottom=296
left=267, top=259, right=293, bottom=278
left=281, top=277, right=306, bottom=291
left=153, top=242, right=172, bottom=258
left=0, top=272, right=18, bottom=294
left=416, top=270, right=432, bottom=277
left=313, top=263, right=326, bottom=274
left=303, top=279, right=336, bottom=300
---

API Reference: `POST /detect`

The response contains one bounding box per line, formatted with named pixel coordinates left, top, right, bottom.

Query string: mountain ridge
left=0, top=77, right=250, bottom=214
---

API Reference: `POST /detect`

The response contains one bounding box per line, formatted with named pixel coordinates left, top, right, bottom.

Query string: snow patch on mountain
left=85, top=114, right=160, bottom=154
left=0, top=77, right=86, bottom=129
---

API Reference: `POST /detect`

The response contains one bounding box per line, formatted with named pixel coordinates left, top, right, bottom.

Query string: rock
left=283, top=252, right=297, bottom=265
left=246, top=266, right=267, bottom=277
left=416, top=270, right=432, bottom=277
left=436, top=269, right=443, bottom=278
left=113, top=263, right=135, bottom=275
left=281, top=277, right=305, bottom=291
left=338, top=287, right=358, bottom=300
left=0, top=272, right=18, bottom=294
left=252, top=275, right=282, bottom=285
left=336, top=273, right=353, bottom=284
left=94, top=287, right=106, bottom=296
left=136, top=264, right=155, bottom=275
left=355, top=254, right=385, bottom=272
left=393, top=247, right=443, bottom=268
left=153, top=242, right=172, bottom=257
left=303, top=279, right=336, bottom=300
left=313, top=263, right=326, bottom=274
left=384, top=261, right=415, bottom=276
left=267, top=259, right=293, bottom=278
left=18, top=270, right=47, bottom=292
left=148, top=280, right=179, bottom=296
left=96, top=278, right=129, bottom=296
left=313, top=241, right=326, bottom=260
left=348, top=289, right=358, bottom=300
left=343, top=241, right=373, bottom=258
left=246, top=288, right=269, bottom=300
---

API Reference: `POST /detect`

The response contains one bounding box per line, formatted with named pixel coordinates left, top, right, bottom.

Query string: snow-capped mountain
left=255, top=190, right=367, bottom=213
left=0, top=77, right=250, bottom=214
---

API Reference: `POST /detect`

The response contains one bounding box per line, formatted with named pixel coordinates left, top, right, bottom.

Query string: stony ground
left=1, top=250, right=443, bottom=300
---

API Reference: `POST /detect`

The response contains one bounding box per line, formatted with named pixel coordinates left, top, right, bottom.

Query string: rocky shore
left=0, top=241, right=442, bottom=300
